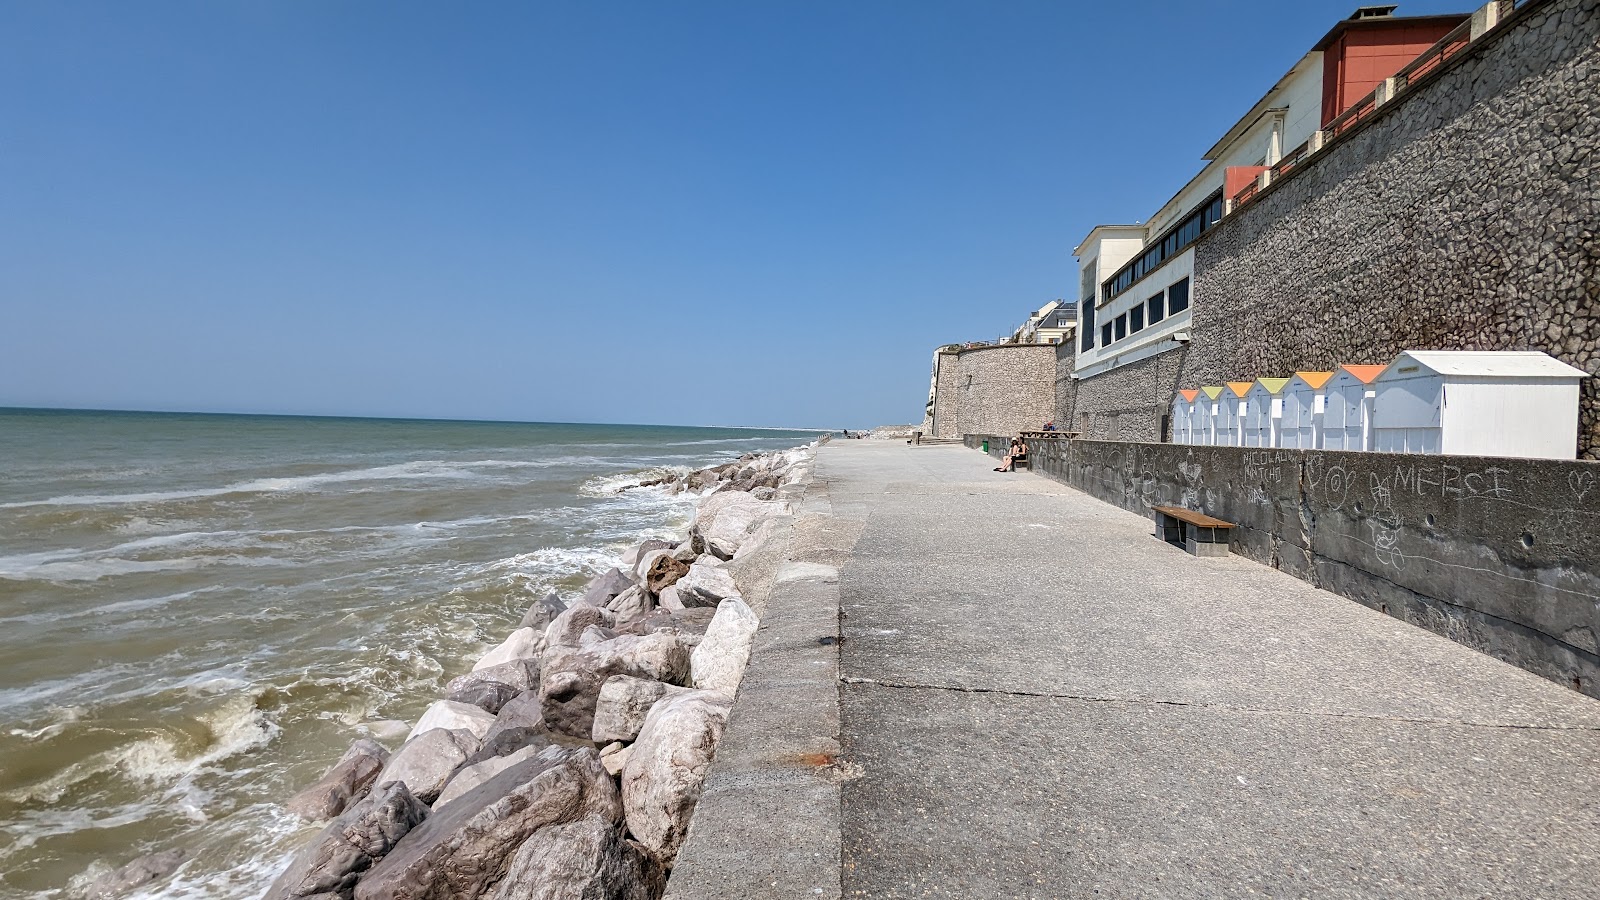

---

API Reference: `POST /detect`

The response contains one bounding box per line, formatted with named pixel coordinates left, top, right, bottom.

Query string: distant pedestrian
left=1043, top=421, right=1056, bottom=431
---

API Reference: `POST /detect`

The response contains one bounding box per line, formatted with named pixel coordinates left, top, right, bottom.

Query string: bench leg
left=1184, top=523, right=1230, bottom=557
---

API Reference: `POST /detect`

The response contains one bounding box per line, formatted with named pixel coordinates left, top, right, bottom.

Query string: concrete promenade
left=673, top=441, right=1600, bottom=899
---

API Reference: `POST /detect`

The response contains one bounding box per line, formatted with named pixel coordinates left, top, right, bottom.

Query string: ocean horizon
left=0, top=408, right=819, bottom=897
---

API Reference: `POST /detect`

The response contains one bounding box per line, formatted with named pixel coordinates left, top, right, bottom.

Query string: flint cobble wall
left=1064, top=349, right=1186, bottom=443
left=927, top=344, right=1056, bottom=439
left=965, top=434, right=1600, bottom=700
left=1185, top=0, right=1600, bottom=458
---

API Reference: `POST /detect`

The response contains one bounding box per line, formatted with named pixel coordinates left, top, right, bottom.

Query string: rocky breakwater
left=263, top=444, right=814, bottom=900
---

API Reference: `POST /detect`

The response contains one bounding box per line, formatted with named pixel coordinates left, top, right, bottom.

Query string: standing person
left=994, top=436, right=1028, bottom=472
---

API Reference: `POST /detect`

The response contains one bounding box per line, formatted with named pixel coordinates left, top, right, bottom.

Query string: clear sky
left=0, top=0, right=1467, bottom=429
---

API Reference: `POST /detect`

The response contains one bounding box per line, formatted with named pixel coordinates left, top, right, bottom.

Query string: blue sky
left=0, top=0, right=1466, bottom=428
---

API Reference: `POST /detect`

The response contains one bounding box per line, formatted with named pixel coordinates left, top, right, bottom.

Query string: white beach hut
left=1371, top=350, right=1587, bottom=459
left=1322, top=364, right=1384, bottom=452
left=1213, top=382, right=1251, bottom=447
left=1280, top=371, right=1334, bottom=449
left=1243, top=378, right=1291, bottom=448
left=1171, top=390, right=1198, bottom=444
left=1194, top=387, right=1224, bottom=446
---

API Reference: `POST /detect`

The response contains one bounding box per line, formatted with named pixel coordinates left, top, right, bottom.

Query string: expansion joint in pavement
left=837, top=675, right=1600, bottom=732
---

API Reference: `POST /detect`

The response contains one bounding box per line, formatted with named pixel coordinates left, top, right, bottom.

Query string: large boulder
left=447, top=681, right=519, bottom=716
left=405, top=701, right=496, bottom=743
left=82, top=850, right=188, bottom=899
left=631, top=549, right=674, bottom=584
left=620, top=539, right=672, bottom=568
left=265, top=781, right=428, bottom=900
left=520, top=592, right=566, bottom=631
left=354, top=748, right=621, bottom=900
left=544, top=605, right=617, bottom=650
left=580, top=568, right=634, bottom=607
left=433, top=743, right=546, bottom=810
left=605, top=585, right=652, bottom=625
left=620, top=691, right=733, bottom=864
left=285, top=739, right=390, bottom=822
left=446, top=659, right=537, bottom=697
left=490, top=811, right=664, bottom=900
left=375, top=728, right=477, bottom=804
left=472, top=627, right=544, bottom=672
left=689, top=596, right=760, bottom=697
left=463, top=692, right=562, bottom=767
left=692, top=493, right=788, bottom=559
left=674, top=561, right=738, bottom=608
left=540, top=632, right=691, bottom=740
left=591, top=676, right=692, bottom=744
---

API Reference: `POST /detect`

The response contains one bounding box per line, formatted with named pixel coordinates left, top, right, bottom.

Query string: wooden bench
left=1151, top=505, right=1233, bottom=557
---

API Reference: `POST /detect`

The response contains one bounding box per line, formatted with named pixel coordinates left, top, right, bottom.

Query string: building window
left=1081, top=300, right=1096, bottom=352
left=1148, top=290, right=1165, bottom=324
left=1114, top=314, right=1127, bottom=341
left=1101, top=322, right=1112, bottom=347
left=1169, top=277, right=1190, bottom=313
left=1130, top=305, right=1144, bottom=333
left=1099, top=189, right=1224, bottom=305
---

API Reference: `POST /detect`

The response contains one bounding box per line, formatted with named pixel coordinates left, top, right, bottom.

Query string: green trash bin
left=981, top=440, right=989, bottom=453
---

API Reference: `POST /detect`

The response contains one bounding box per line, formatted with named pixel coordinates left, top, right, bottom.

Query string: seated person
left=994, top=437, right=1029, bottom=472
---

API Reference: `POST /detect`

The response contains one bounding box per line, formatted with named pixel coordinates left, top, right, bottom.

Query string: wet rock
left=520, top=592, right=566, bottom=631
left=285, top=738, right=390, bottom=822
left=434, top=743, right=545, bottom=810
left=545, top=605, right=617, bottom=650
left=82, top=849, right=188, bottom=899
left=674, top=561, right=738, bottom=608
left=581, top=568, right=635, bottom=607
left=689, top=596, right=759, bottom=697
left=591, top=675, right=691, bottom=744
left=620, top=690, right=733, bottom=864
left=354, top=748, right=619, bottom=900
left=472, top=627, right=544, bottom=672
left=446, top=659, right=538, bottom=697
left=540, top=632, right=692, bottom=740
left=446, top=681, right=519, bottom=716
left=405, top=700, right=496, bottom=743
left=375, top=728, right=477, bottom=803
left=265, top=781, right=427, bottom=900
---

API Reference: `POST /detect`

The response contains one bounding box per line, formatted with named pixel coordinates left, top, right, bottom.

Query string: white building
left=1371, top=350, right=1587, bottom=459
left=1011, top=300, right=1076, bottom=346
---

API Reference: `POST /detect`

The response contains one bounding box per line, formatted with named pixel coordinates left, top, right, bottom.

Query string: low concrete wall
left=966, top=434, right=1600, bottom=700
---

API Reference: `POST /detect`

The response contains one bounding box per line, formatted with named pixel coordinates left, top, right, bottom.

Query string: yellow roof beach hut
left=1244, top=377, right=1291, bottom=448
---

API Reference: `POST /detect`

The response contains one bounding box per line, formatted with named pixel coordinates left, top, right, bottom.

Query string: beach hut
left=1195, top=386, right=1224, bottom=446
left=1213, top=382, right=1251, bottom=447
left=1171, top=390, right=1198, bottom=443
left=1280, top=371, right=1333, bottom=449
left=1322, top=365, right=1384, bottom=452
left=1243, top=377, right=1291, bottom=447
left=1371, top=350, right=1587, bottom=459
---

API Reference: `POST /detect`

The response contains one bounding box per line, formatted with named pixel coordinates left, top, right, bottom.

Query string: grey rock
left=434, top=743, right=546, bottom=810
left=353, top=747, right=617, bottom=900
left=489, top=812, right=665, bottom=900
left=540, top=632, right=692, bottom=740
left=581, top=568, right=635, bottom=607
left=82, top=850, right=188, bottom=899
left=445, top=659, right=537, bottom=697
left=606, top=585, right=653, bottom=625
left=446, top=681, right=519, bottom=716
left=285, top=738, right=390, bottom=823
left=520, top=592, right=566, bottom=631
left=545, top=604, right=617, bottom=650
left=470, top=627, right=543, bottom=672
left=591, top=675, right=692, bottom=744
left=620, top=690, right=732, bottom=865
left=375, top=728, right=477, bottom=804
left=674, top=561, right=739, bottom=608
left=265, top=781, right=427, bottom=900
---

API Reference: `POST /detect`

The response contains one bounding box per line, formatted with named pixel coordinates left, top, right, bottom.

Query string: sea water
left=0, top=409, right=817, bottom=898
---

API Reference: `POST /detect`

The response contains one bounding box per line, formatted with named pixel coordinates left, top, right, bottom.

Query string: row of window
left=1087, top=278, right=1191, bottom=351
left=1101, top=193, right=1223, bottom=303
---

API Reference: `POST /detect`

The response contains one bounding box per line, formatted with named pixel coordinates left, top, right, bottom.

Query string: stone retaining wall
left=964, top=434, right=1600, bottom=700
left=926, top=344, right=1056, bottom=440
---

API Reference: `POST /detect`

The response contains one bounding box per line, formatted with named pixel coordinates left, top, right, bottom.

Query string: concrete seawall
left=969, top=433, right=1600, bottom=700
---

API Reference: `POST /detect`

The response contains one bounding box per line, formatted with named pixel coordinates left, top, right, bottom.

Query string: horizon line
left=0, top=405, right=837, bottom=434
